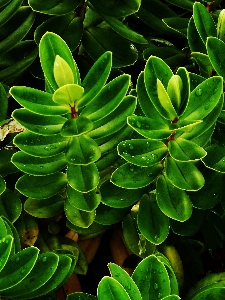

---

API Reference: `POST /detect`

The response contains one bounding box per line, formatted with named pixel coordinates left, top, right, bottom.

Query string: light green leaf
left=53, top=84, right=84, bottom=106
left=54, top=55, right=74, bottom=87
left=165, top=157, right=205, bottom=191
left=118, top=139, right=167, bottom=167
left=138, top=193, right=169, bottom=244
left=10, top=86, right=69, bottom=116
left=156, top=175, right=192, bottom=221
left=168, top=138, right=207, bottom=161
left=111, top=163, right=162, bottom=189
left=13, top=132, right=69, bottom=158
left=16, top=172, right=67, bottom=199
left=167, top=75, right=183, bottom=111
left=67, top=163, right=99, bottom=193
left=132, top=255, right=170, bottom=299
left=66, top=135, right=101, bottom=165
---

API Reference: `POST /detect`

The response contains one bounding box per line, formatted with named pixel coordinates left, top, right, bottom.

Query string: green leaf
left=16, top=172, right=67, bottom=199
left=179, top=76, right=223, bottom=121
left=162, top=17, right=189, bottom=37
left=165, top=0, right=193, bottom=10
left=88, top=95, right=136, bottom=140
left=162, top=296, right=180, bottom=300
left=66, top=220, right=107, bottom=237
left=95, top=203, right=130, bottom=225
left=65, top=200, right=95, bottom=228
left=39, top=32, right=80, bottom=90
left=53, top=84, right=84, bottom=106
left=12, top=109, right=67, bottom=135
left=67, top=293, right=97, bottom=300
left=144, top=56, right=173, bottom=120
left=98, top=277, right=131, bottom=300
left=80, top=74, right=130, bottom=121
left=166, top=74, right=183, bottom=112
left=207, top=37, right=225, bottom=81
left=156, top=175, right=193, bottom=221
left=157, top=78, right=178, bottom=120
left=0, top=188, right=22, bottom=222
left=0, top=246, right=39, bottom=291
left=101, top=180, right=145, bottom=208
left=191, top=52, right=214, bottom=78
left=0, top=83, right=7, bottom=122
left=193, top=2, right=217, bottom=44
left=109, top=263, right=142, bottom=300
left=61, top=117, right=93, bottom=137
left=138, top=193, right=169, bottom=244
left=66, top=135, right=101, bottom=165
left=88, top=0, right=141, bottom=17
left=132, top=255, right=170, bottom=299
left=28, top=0, right=80, bottom=15
left=118, top=139, right=167, bottom=167
left=127, top=115, right=171, bottom=140
left=67, top=163, right=99, bottom=193
left=191, top=166, right=225, bottom=208
left=4, top=252, right=59, bottom=298
left=80, top=51, right=112, bottom=108
left=24, top=195, right=64, bottom=218
left=12, top=151, right=67, bottom=175
left=0, top=218, right=7, bottom=240
left=67, top=185, right=101, bottom=211
left=1, top=216, right=21, bottom=253
left=111, top=163, right=162, bottom=189
left=0, top=175, right=6, bottom=195
left=0, top=235, right=13, bottom=272
left=175, top=67, right=190, bottom=115
left=122, top=213, right=156, bottom=258
left=168, top=137, right=206, bottom=161
left=202, top=143, right=225, bottom=172
left=82, top=27, right=138, bottom=68
left=0, top=0, right=23, bottom=27
left=10, top=86, right=69, bottom=116
left=170, top=208, right=206, bottom=236
left=165, top=157, right=205, bottom=191
left=187, top=17, right=206, bottom=54
left=13, top=132, right=69, bottom=158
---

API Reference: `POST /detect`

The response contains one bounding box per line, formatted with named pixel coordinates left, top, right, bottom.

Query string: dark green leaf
left=16, top=172, right=67, bottom=199
left=202, top=143, right=225, bottom=172
left=0, top=235, right=13, bottom=272
left=29, top=0, right=80, bottom=15
left=0, top=83, right=7, bottom=121
left=0, top=0, right=23, bottom=27
left=0, top=176, right=6, bottom=195
left=111, top=163, right=162, bottom=189
left=187, top=17, right=206, bottom=54
left=0, top=188, right=21, bottom=222
left=95, top=203, right=130, bottom=225
left=207, top=37, right=225, bottom=81
left=191, top=52, right=214, bottom=78
left=156, top=175, right=192, bottom=221
left=67, top=293, right=97, bottom=300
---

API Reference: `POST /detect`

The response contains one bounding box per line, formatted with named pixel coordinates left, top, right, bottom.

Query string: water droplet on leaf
left=195, top=88, right=202, bottom=96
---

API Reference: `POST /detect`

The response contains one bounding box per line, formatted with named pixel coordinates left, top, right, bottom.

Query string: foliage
left=1, top=0, right=225, bottom=299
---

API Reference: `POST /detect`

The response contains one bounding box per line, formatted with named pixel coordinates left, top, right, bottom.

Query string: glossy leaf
left=166, top=74, right=183, bottom=112
left=65, top=135, right=101, bottom=165
left=53, top=84, right=84, bottom=106
left=0, top=0, right=23, bottom=27
left=191, top=52, right=214, bottom=78
left=0, top=235, right=13, bottom=275
left=0, top=246, right=39, bottom=291
left=138, top=193, right=170, bottom=244
left=0, top=176, right=6, bottom=195
left=12, top=109, right=67, bottom=135
left=111, top=162, right=162, bottom=189
left=61, top=117, right=93, bottom=137
left=13, top=132, right=69, bottom=158
left=156, top=175, right=192, bottom=221
left=53, top=55, right=74, bottom=87
left=24, top=195, right=64, bottom=218
left=95, top=204, right=130, bottom=226
left=0, top=188, right=21, bottom=222
left=127, top=115, right=171, bottom=140
left=202, top=143, right=225, bottom=172
left=207, top=37, right=225, bottom=81
left=101, top=180, right=145, bottom=208
left=39, top=32, right=80, bottom=90
left=82, top=27, right=138, bottom=68
left=12, top=151, right=67, bottom=175
left=67, top=163, right=99, bottom=193
left=118, top=139, right=167, bottom=167
left=144, top=56, right=173, bottom=120
left=67, top=185, right=101, bottom=211
left=10, top=86, right=69, bottom=116
left=80, top=74, right=130, bottom=121
left=132, top=255, right=170, bottom=299
left=168, top=138, right=206, bottom=162
left=187, top=17, right=206, bottom=54
left=179, top=76, right=223, bottom=121
left=98, top=277, right=131, bottom=300
left=65, top=200, right=95, bottom=228
left=80, top=51, right=112, bottom=108
left=16, top=172, right=67, bottom=199
left=109, top=263, right=142, bottom=300
left=28, top=0, right=80, bottom=15
left=165, top=0, right=193, bottom=10
left=165, top=157, right=205, bottom=191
